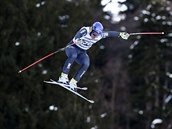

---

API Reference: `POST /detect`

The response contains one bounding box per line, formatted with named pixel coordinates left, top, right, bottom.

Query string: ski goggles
left=92, top=31, right=99, bottom=37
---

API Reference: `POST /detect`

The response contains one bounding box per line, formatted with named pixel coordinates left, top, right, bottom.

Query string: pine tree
left=0, top=0, right=105, bottom=129
left=128, top=0, right=172, bottom=129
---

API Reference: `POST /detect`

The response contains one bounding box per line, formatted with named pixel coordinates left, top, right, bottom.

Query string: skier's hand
left=73, top=38, right=83, bottom=44
left=119, top=32, right=130, bottom=40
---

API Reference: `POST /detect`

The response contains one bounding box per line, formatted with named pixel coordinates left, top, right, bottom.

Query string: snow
left=128, top=54, right=132, bottom=59
left=101, top=0, right=110, bottom=5
left=94, top=79, right=99, bottom=83
left=86, top=116, right=91, bottom=123
left=90, top=126, right=98, bottom=129
left=37, top=32, right=41, bottom=37
left=58, top=15, right=70, bottom=22
left=134, top=16, right=139, bottom=21
left=165, top=95, right=172, bottom=104
left=120, top=26, right=126, bottom=31
left=167, top=21, right=172, bottom=26
left=162, top=21, right=166, bottom=25
left=101, top=0, right=127, bottom=22
left=100, top=113, right=107, bottom=118
left=155, top=15, right=162, bottom=20
left=133, top=109, right=144, bottom=115
left=161, top=16, right=166, bottom=20
left=152, top=119, right=163, bottom=124
left=99, top=45, right=105, bottom=49
left=170, top=11, right=172, bottom=16
left=42, top=70, right=48, bottom=75
left=166, top=7, right=171, bottom=11
left=151, top=118, right=163, bottom=128
left=36, top=3, right=40, bottom=8
left=144, top=18, right=149, bottom=23
left=166, top=72, right=172, bottom=78
left=24, top=107, right=29, bottom=112
left=168, top=33, right=172, bottom=37
left=41, top=1, right=46, bottom=5
left=142, top=10, right=151, bottom=15
left=146, top=4, right=152, bottom=10
left=151, top=13, right=156, bottom=17
left=164, top=21, right=170, bottom=25
left=36, top=1, right=46, bottom=8
left=38, top=63, right=43, bottom=67
left=15, top=42, right=20, bottom=46
left=66, top=0, right=72, bottom=2
left=130, top=41, right=139, bottom=50
left=160, top=38, right=168, bottom=43
left=49, top=105, right=58, bottom=111
left=138, top=110, right=143, bottom=115
left=104, top=15, right=111, bottom=20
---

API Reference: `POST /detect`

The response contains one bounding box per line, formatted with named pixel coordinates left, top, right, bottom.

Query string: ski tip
left=18, top=70, right=22, bottom=74
left=83, top=87, right=88, bottom=90
left=44, top=80, right=50, bottom=83
left=161, top=32, right=164, bottom=34
left=80, top=87, right=88, bottom=90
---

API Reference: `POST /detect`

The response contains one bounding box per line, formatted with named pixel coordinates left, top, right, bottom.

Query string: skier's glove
left=119, top=32, right=130, bottom=40
left=73, top=38, right=83, bottom=44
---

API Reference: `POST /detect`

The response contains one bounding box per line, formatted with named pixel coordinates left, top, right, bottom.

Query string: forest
left=0, top=0, right=172, bottom=129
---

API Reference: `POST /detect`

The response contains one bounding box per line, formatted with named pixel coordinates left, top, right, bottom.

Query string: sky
left=101, top=0, right=127, bottom=23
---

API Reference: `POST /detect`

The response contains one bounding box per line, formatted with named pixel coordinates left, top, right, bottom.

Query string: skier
left=57, top=22, right=129, bottom=90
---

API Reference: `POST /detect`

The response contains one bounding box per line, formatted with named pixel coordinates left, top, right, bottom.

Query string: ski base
left=44, top=79, right=94, bottom=104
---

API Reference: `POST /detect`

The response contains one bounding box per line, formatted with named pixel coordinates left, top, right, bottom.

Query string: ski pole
left=18, top=43, right=74, bottom=74
left=129, top=32, right=164, bottom=36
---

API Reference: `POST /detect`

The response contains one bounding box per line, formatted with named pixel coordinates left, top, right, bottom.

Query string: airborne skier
left=57, top=22, right=130, bottom=90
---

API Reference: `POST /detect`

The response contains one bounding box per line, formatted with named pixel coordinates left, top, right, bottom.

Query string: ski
left=49, top=79, right=88, bottom=90
left=44, top=79, right=94, bottom=104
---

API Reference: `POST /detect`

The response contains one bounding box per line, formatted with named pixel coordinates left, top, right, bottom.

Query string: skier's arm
left=73, top=27, right=87, bottom=39
left=102, top=31, right=130, bottom=40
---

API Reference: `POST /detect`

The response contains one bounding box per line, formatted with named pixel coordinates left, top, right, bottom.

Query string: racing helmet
left=92, top=22, right=103, bottom=34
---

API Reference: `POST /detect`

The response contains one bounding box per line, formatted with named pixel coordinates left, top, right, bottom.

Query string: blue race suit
left=62, top=26, right=120, bottom=81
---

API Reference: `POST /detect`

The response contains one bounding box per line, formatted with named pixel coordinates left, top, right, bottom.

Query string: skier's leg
left=69, top=52, right=90, bottom=90
left=70, top=51, right=90, bottom=84
left=62, top=46, right=78, bottom=74
left=58, top=46, right=78, bottom=84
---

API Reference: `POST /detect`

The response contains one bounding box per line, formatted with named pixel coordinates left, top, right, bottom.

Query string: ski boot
left=69, top=78, right=77, bottom=91
left=57, top=73, right=69, bottom=85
